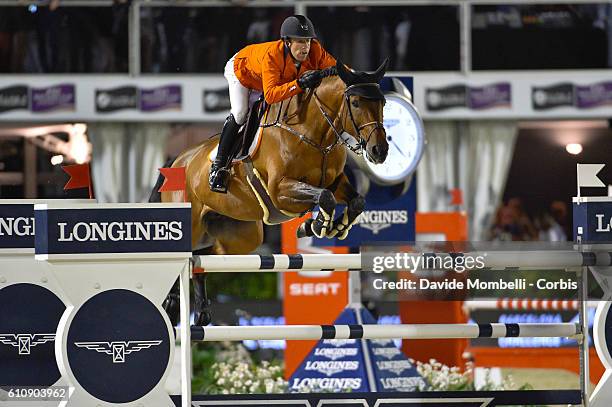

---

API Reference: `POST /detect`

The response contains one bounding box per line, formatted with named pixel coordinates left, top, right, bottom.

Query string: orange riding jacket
left=234, top=39, right=336, bottom=105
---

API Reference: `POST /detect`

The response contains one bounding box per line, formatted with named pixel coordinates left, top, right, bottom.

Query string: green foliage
left=206, top=273, right=278, bottom=300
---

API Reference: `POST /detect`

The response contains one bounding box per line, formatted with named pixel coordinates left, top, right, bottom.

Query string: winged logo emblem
left=74, top=340, right=163, bottom=363
left=0, top=333, right=56, bottom=355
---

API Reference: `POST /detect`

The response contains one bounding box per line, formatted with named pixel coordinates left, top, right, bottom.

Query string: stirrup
left=209, top=166, right=231, bottom=193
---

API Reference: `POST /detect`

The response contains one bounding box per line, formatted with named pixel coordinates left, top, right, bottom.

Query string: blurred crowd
left=141, top=5, right=460, bottom=73
left=489, top=198, right=570, bottom=242
left=0, top=2, right=129, bottom=73
left=140, top=7, right=293, bottom=74
left=0, top=2, right=610, bottom=73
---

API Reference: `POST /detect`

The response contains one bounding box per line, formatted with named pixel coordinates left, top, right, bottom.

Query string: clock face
left=364, top=93, right=425, bottom=185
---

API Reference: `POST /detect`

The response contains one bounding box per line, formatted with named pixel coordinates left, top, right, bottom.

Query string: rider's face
left=288, top=39, right=311, bottom=62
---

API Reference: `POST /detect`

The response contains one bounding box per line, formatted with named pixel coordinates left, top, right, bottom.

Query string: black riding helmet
left=280, top=15, right=316, bottom=39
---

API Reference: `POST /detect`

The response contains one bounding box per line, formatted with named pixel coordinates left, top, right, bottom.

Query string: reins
left=260, top=66, right=384, bottom=187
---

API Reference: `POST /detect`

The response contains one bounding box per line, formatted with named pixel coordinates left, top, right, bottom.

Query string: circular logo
left=0, top=283, right=65, bottom=386
left=96, top=93, right=111, bottom=109
left=533, top=90, right=547, bottom=106
left=67, top=289, right=171, bottom=403
left=427, top=91, right=441, bottom=107
left=205, top=92, right=220, bottom=108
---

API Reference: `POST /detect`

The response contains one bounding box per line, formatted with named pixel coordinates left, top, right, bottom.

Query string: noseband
left=310, top=78, right=385, bottom=157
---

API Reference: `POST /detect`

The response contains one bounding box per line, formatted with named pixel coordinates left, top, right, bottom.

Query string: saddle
left=232, top=96, right=268, bottom=161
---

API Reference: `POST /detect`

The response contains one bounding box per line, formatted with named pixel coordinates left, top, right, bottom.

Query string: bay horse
left=151, top=59, right=389, bottom=325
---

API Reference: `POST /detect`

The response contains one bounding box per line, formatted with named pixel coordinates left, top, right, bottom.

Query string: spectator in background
left=550, top=200, right=569, bottom=240
left=111, top=0, right=130, bottom=72
left=34, top=0, right=63, bottom=72
left=67, top=8, right=95, bottom=72
left=247, top=9, right=271, bottom=44
left=394, top=11, right=411, bottom=70
left=92, top=7, right=117, bottom=72
left=0, top=10, right=11, bottom=72
left=490, top=205, right=522, bottom=241
left=140, top=6, right=156, bottom=73
left=490, top=199, right=570, bottom=242
left=507, top=197, right=538, bottom=240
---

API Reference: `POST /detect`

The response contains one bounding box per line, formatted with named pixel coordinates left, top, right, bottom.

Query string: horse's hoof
left=162, top=294, right=180, bottom=327
left=195, top=310, right=212, bottom=326
left=296, top=219, right=314, bottom=238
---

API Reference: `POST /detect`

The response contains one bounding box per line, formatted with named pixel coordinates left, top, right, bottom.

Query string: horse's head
left=336, top=59, right=389, bottom=164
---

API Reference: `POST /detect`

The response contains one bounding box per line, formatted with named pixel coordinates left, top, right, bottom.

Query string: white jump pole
left=190, top=322, right=580, bottom=342
left=193, top=251, right=611, bottom=273
left=194, top=253, right=361, bottom=271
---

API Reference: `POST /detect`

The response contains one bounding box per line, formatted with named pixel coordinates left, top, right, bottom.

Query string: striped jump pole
left=190, top=322, right=580, bottom=342
left=193, top=253, right=361, bottom=272
left=193, top=251, right=612, bottom=273
left=465, top=298, right=600, bottom=311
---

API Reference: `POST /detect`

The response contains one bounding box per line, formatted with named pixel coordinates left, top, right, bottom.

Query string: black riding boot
left=209, top=114, right=241, bottom=193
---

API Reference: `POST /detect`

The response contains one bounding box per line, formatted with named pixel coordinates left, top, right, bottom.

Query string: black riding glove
left=297, top=70, right=323, bottom=90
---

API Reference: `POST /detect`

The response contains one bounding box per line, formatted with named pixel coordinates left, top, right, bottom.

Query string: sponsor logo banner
left=573, top=200, right=612, bottom=243
left=0, top=85, right=28, bottom=113
left=576, top=82, right=612, bottom=109
left=34, top=207, right=192, bottom=255
left=313, top=347, right=359, bottom=361
left=533, top=81, right=612, bottom=110
left=203, top=87, right=231, bottom=112
left=357, top=210, right=409, bottom=235
left=140, top=85, right=182, bottom=112
left=304, top=360, right=360, bottom=377
left=95, top=86, right=138, bottom=113
left=31, top=84, right=75, bottom=112
left=426, top=83, right=511, bottom=111
left=0, top=204, right=35, bottom=249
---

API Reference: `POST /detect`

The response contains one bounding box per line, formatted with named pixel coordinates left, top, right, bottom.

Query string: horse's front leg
left=270, top=178, right=336, bottom=238
left=328, top=172, right=365, bottom=240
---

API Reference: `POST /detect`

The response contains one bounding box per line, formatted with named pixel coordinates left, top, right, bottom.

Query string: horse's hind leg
left=205, top=213, right=264, bottom=255
left=193, top=247, right=214, bottom=326
left=189, top=214, right=263, bottom=326
left=162, top=279, right=181, bottom=327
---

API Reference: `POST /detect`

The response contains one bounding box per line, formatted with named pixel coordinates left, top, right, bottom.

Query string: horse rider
left=209, top=14, right=337, bottom=193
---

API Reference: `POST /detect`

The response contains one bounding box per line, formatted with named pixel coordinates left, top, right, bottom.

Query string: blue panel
left=288, top=309, right=369, bottom=393
left=67, top=289, right=171, bottom=403
left=0, top=283, right=64, bottom=386
left=572, top=200, right=612, bottom=243
left=288, top=308, right=425, bottom=394
left=0, top=204, right=35, bottom=249
left=34, top=207, right=192, bottom=255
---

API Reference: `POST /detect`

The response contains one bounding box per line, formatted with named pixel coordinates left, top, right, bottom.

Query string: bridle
left=318, top=82, right=386, bottom=158
left=261, top=67, right=386, bottom=186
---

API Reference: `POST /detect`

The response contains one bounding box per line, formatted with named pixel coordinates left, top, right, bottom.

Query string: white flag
left=577, top=164, right=606, bottom=188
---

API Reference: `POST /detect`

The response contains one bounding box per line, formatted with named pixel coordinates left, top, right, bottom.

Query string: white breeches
left=224, top=55, right=250, bottom=125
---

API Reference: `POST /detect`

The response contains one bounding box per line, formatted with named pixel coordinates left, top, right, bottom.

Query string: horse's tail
left=148, top=157, right=177, bottom=203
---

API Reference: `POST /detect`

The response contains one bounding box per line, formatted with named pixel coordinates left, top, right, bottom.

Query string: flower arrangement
left=195, top=342, right=287, bottom=394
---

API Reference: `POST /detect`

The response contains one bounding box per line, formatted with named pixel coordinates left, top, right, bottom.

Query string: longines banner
left=0, top=71, right=611, bottom=120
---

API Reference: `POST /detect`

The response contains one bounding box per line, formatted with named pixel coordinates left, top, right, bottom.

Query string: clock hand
left=389, top=138, right=408, bottom=159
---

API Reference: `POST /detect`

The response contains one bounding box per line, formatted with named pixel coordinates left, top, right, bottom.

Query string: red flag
left=158, top=167, right=186, bottom=193
left=62, top=164, right=93, bottom=198
left=450, top=188, right=463, bottom=206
